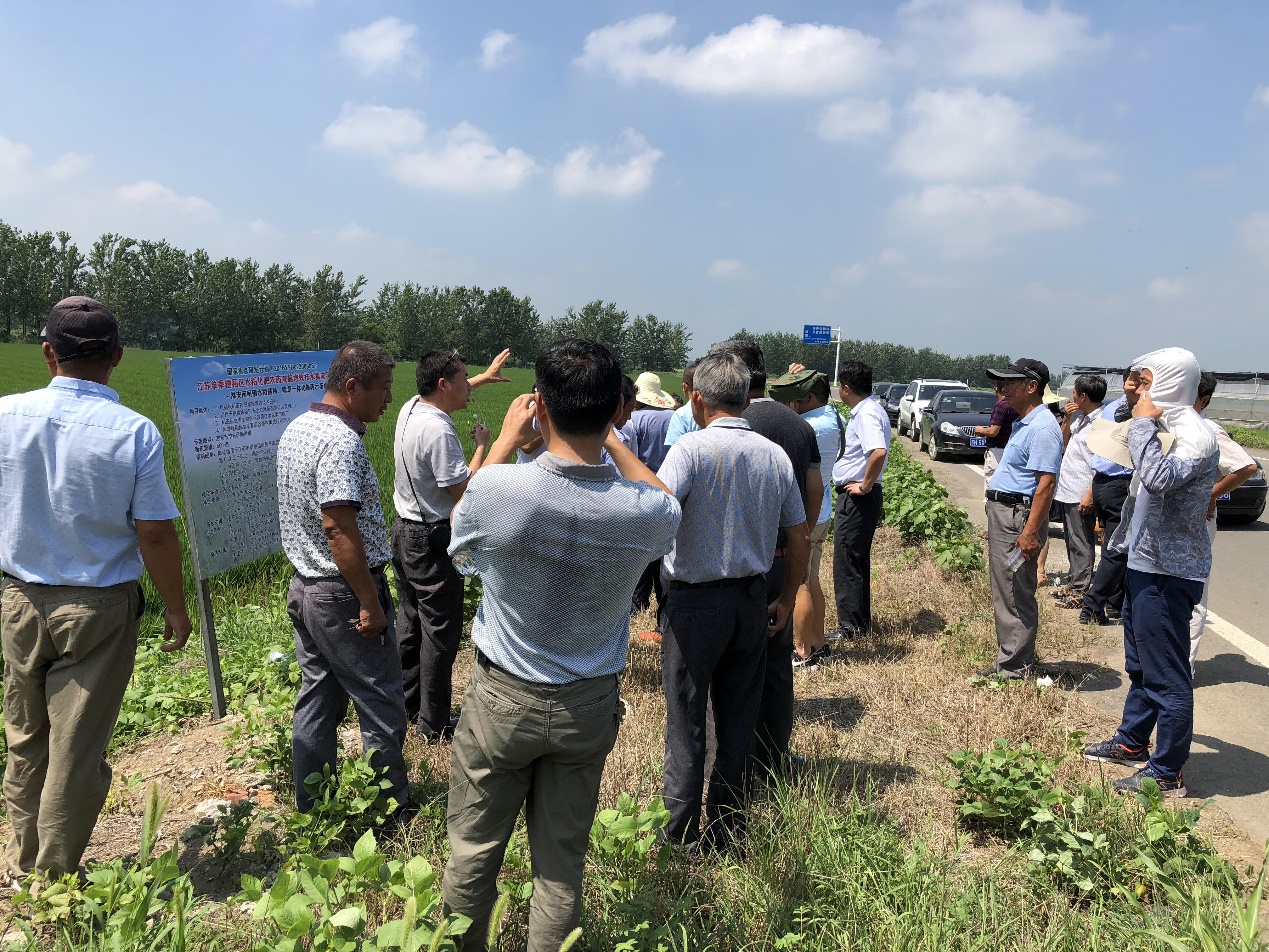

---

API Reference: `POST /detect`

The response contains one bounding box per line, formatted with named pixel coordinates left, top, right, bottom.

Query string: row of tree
left=2, top=216, right=1015, bottom=384
left=0, top=218, right=691, bottom=370
left=729, top=329, right=1013, bottom=390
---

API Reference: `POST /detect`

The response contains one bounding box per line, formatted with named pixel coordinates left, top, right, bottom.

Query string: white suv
left=897, top=379, right=968, bottom=440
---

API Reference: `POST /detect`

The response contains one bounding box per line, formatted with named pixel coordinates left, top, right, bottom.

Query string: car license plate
left=1217, top=493, right=1231, bottom=501
left=970, top=437, right=986, bottom=448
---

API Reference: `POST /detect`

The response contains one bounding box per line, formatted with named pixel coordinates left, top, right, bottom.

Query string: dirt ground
left=11, top=526, right=1264, bottom=896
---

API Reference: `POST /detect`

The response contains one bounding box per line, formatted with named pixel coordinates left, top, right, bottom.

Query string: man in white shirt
left=392, top=349, right=509, bottom=741
left=1052, top=375, right=1106, bottom=607
left=828, top=361, right=892, bottom=642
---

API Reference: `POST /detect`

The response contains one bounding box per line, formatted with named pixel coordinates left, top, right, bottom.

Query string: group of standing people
left=975, top=349, right=1258, bottom=799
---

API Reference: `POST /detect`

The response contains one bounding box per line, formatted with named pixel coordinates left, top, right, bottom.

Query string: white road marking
left=966, top=463, right=984, bottom=476
left=1204, top=609, right=1269, bottom=669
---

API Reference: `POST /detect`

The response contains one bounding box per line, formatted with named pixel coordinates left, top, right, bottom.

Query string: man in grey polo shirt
left=276, top=340, right=408, bottom=813
left=658, top=352, right=809, bottom=849
left=442, top=338, right=680, bottom=952
left=392, top=349, right=508, bottom=742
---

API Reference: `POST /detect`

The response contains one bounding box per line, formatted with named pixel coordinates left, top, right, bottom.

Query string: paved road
left=900, top=430, right=1269, bottom=847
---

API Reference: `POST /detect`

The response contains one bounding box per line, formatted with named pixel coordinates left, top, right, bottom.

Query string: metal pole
left=832, top=327, right=843, bottom=391
left=197, top=578, right=226, bottom=719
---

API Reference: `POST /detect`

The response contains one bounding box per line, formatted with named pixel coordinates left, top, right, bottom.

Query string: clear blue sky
left=3, top=1, right=1268, bottom=368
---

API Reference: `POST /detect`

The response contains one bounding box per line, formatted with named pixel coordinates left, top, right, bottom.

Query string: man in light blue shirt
left=0, top=297, right=191, bottom=878
left=982, top=359, right=1064, bottom=679
left=662, top=358, right=701, bottom=448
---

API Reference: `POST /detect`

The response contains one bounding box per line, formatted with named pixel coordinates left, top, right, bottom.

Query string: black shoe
left=1079, top=608, right=1112, bottom=626
left=1104, top=607, right=1122, bottom=623
left=826, top=626, right=861, bottom=642
left=975, top=664, right=1023, bottom=681
left=793, top=645, right=833, bottom=673
left=1083, top=738, right=1149, bottom=766
left=1114, top=766, right=1186, bottom=798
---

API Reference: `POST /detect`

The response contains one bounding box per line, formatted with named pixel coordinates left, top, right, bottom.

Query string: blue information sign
left=802, top=324, right=832, bottom=345
left=167, top=350, right=337, bottom=578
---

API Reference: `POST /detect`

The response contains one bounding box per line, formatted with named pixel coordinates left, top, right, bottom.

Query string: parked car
left=872, top=381, right=897, bottom=398
left=883, top=383, right=908, bottom=426
left=918, top=389, right=997, bottom=461
left=898, top=378, right=968, bottom=440
left=1216, top=460, right=1267, bottom=525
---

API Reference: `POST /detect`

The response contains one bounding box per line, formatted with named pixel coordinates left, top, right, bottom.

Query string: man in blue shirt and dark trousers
left=0, top=297, right=192, bottom=880
left=981, top=359, right=1065, bottom=679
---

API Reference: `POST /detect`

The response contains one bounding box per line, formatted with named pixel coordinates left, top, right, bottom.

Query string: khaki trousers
left=986, top=500, right=1045, bottom=674
left=1, top=578, right=141, bottom=876
left=443, top=655, right=620, bottom=952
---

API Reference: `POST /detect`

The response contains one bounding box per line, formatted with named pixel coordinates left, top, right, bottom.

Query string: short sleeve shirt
left=744, top=398, right=820, bottom=546
left=663, top=403, right=700, bottom=448
left=449, top=453, right=681, bottom=684
left=802, top=404, right=845, bottom=524
left=393, top=398, right=470, bottom=523
left=621, top=405, right=673, bottom=471
left=986, top=399, right=1020, bottom=449
left=832, top=396, right=892, bottom=486
left=658, top=417, right=806, bottom=582
left=1054, top=408, right=1100, bottom=504
left=988, top=404, right=1064, bottom=496
left=277, top=404, right=391, bottom=579
left=0, top=377, right=180, bottom=586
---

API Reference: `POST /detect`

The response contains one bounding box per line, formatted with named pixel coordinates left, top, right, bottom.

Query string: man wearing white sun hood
left=1083, top=347, right=1218, bottom=798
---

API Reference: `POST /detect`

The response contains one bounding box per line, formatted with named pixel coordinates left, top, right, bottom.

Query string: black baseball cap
left=41, top=296, right=120, bottom=362
left=986, top=358, right=1050, bottom=387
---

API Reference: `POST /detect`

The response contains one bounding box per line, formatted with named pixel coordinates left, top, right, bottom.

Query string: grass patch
left=1231, top=427, right=1269, bottom=450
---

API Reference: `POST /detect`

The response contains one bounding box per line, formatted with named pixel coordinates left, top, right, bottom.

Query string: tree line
left=0, top=218, right=691, bottom=370
left=2, top=216, right=1015, bottom=384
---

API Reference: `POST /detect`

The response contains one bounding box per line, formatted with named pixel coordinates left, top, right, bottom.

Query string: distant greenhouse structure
left=1059, top=367, right=1269, bottom=429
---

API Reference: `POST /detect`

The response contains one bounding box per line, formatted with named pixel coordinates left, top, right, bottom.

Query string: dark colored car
left=883, top=383, right=908, bottom=426
left=873, top=381, right=897, bottom=398
left=1216, top=460, right=1267, bottom=525
left=918, top=389, right=997, bottom=461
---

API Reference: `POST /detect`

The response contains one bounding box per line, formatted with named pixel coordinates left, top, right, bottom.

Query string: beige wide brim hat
left=634, top=371, right=677, bottom=409
left=1085, top=417, right=1175, bottom=470
left=1043, top=384, right=1062, bottom=406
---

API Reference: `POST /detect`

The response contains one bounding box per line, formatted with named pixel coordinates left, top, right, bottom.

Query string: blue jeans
left=1113, top=569, right=1203, bottom=779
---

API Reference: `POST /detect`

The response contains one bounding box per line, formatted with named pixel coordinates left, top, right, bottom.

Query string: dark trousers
left=631, top=559, right=665, bottom=616
left=288, top=570, right=408, bottom=812
left=1113, top=569, right=1203, bottom=780
left=832, top=484, right=883, bottom=634
left=661, top=576, right=768, bottom=847
left=1082, top=474, right=1131, bottom=616
left=754, top=556, right=794, bottom=778
left=391, top=518, right=465, bottom=738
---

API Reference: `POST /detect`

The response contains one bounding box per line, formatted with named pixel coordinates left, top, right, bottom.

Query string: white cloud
left=248, top=218, right=278, bottom=237
left=322, top=103, right=427, bottom=157
left=894, top=183, right=1085, bottom=256
left=337, top=17, right=422, bottom=77
left=111, top=181, right=218, bottom=220
left=0, top=134, right=91, bottom=197
left=553, top=129, right=663, bottom=198
left=336, top=223, right=375, bottom=243
left=1147, top=277, right=1182, bottom=299
left=578, top=13, right=883, bottom=97
left=480, top=30, right=516, bottom=69
left=1253, top=86, right=1269, bottom=109
left=816, top=98, right=891, bottom=142
left=1240, top=211, right=1269, bottom=262
left=891, top=87, right=1096, bottom=183
left=877, top=248, right=908, bottom=267
left=388, top=122, right=538, bottom=193
left=708, top=258, right=747, bottom=280
left=897, top=0, right=1109, bottom=80
left=830, top=262, right=869, bottom=284
left=1146, top=277, right=1185, bottom=300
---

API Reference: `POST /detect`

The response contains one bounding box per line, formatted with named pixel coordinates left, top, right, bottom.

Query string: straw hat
left=1085, top=417, right=1175, bottom=470
left=634, top=372, right=677, bottom=409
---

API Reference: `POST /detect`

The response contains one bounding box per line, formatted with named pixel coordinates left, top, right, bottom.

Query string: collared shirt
left=663, top=402, right=699, bottom=448
left=450, top=452, right=681, bottom=684
left=658, top=417, right=806, bottom=583
left=832, top=395, right=891, bottom=487
left=0, top=377, right=180, bottom=586
left=986, top=398, right=1020, bottom=449
left=1090, top=395, right=1133, bottom=477
left=802, top=404, right=845, bottom=524
left=744, top=397, right=819, bottom=547
left=277, top=404, right=391, bottom=579
left=393, top=397, right=469, bottom=523
left=1054, top=406, right=1102, bottom=504
left=988, top=403, right=1064, bottom=496
left=621, top=405, right=674, bottom=471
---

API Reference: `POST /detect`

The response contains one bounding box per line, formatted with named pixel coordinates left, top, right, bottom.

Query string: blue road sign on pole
left=802, top=324, right=832, bottom=345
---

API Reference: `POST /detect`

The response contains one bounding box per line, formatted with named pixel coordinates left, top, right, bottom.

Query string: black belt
left=1092, top=471, right=1131, bottom=482
left=397, top=517, right=448, bottom=526
left=772, top=547, right=786, bottom=560
left=668, top=573, right=763, bottom=591
left=985, top=489, right=1031, bottom=506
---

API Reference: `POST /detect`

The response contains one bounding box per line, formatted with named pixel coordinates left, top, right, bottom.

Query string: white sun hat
left=634, top=372, right=677, bottom=409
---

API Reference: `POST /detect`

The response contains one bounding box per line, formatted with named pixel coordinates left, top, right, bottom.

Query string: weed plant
left=882, top=441, right=985, bottom=572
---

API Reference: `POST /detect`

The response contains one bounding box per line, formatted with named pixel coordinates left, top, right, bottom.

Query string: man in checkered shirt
left=441, top=338, right=680, bottom=952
